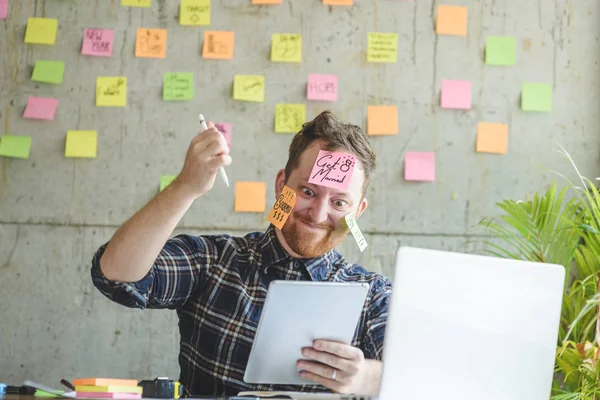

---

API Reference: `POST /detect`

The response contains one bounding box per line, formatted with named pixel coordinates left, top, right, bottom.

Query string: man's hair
left=284, top=110, right=376, bottom=193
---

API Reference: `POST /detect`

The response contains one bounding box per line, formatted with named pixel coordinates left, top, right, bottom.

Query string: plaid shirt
left=91, top=225, right=392, bottom=397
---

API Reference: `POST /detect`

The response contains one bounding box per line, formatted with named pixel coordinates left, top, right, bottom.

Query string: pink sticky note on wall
left=82, top=28, right=115, bottom=57
left=440, top=80, right=471, bottom=110
left=214, top=123, right=232, bottom=147
left=404, top=152, right=435, bottom=181
left=307, top=74, right=338, bottom=102
left=23, top=96, right=58, bottom=120
left=0, top=0, right=8, bottom=19
left=308, top=150, right=356, bottom=190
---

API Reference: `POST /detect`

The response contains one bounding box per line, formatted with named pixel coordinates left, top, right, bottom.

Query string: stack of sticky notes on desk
left=72, top=378, right=141, bottom=399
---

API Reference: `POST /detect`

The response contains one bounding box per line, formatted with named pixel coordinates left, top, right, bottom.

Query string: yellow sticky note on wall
left=135, top=28, right=167, bottom=58
left=235, top=182, right=267, bottom=213
left=271, top=34, right=302, bottom=63
left=65, top=130, right=98, bottom=158
left=275, top=104, right=306, bottom=133
left=25, top=18, right=58, bottom=45
left=121, top=0, right=151, bottom=7
left=367, top=32, right=397, bottom=63
left=96, top=77, right=127, bottom=107
left=180, top=0, right=210, bottom=26
left=233, top=75, right=265, bottom=102
left=267, top=185, right=297, bottom=230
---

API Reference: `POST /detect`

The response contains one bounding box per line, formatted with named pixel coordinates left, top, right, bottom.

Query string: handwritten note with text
left=267, top=185, right=297, bottom=230
left=308, top=150, right=356, bottom=191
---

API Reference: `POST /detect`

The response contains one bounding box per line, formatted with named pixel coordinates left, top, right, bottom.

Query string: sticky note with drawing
left=163, top=72, right=194, bottom=100
left=271, top=34, right=302, bottom=63
left=203, top=31, right=234, bottom=59
left=96, top=77, right=127, bottom=107
left=267, top=185, right=297, bottom=230
left=25, top=17, right=58, bottom=45
left=23, top=97, right=58, bottom=120
left=233, top=75, right=265, bottom=102
left=135, top=28, right=167, bottom=58
left=275, top=104, right=306, bottom=133
left=307, top=74, right=337, bottom=102
left=345, top=212, right=368, bottom=252
left=308, top=150, right=356, bottom=191
left=180, top=0, right=210, bottom=26
left=82, top=29, right=114, bottom=57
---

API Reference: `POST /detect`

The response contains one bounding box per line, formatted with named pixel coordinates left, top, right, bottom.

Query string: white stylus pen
left=198, top=114, right=230, bottom=188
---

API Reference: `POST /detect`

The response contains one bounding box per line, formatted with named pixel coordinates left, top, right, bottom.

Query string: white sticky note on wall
left=345, top=212, right=368, bottom=252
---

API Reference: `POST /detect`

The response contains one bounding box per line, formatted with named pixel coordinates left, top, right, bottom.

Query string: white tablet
left=243, top=280, right=370, bottom=385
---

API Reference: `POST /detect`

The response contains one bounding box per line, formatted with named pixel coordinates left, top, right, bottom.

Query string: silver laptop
left=241, top=246, right=565, bottom=400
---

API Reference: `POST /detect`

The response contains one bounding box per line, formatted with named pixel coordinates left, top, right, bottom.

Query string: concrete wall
left=1, top=0, right=599, bottom=385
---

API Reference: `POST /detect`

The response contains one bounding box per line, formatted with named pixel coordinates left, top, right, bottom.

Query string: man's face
left=275, top=140, right=368, bottom=259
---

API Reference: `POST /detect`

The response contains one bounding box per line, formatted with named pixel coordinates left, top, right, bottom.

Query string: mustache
left=295, top=215, right=334, bottom=231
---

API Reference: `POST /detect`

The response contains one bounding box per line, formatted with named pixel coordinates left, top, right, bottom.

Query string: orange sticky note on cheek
left=267, top=185, right=297, bottom=230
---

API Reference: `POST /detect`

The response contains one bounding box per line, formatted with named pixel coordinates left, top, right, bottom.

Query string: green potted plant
left=477, top=147, right=600, bottom=399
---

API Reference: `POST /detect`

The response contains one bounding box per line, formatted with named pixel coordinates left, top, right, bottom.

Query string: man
left=91, top=111, right=392, bottom=397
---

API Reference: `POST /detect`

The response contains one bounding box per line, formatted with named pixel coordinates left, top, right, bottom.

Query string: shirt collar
left=259, top=225, right=342, bottom=281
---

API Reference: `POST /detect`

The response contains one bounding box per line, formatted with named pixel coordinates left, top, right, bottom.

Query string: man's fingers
left=301, top=348, right=352, bottom=371
left=297, top=371, right=346, bottom=394
left=209, top=154, right=232, bottom=170
left=201, top=136, right=229, bottom=159
left=297, top=361, right=348, bottom=383
left=313, top=340, right=364, bottom=361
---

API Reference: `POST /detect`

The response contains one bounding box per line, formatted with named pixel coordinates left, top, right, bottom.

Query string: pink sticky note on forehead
left=23, top=96, right=58, bottom=120
left=307, top=74, right=338, bottom=102
left=82, top=28, right=115, bottom=57
left=0, top=0, right=8, bottom=19
left=440, top=80, right=471, bottom=110
left=404, top=152, right=435, bottom=181
left=308, top=150, right=356, bottom=190
left=214, top=123, right=232, bottom=147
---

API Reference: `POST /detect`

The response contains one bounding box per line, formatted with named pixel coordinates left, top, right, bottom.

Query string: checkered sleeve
left=91, top=234, right=220, bottom=310
left=361, top=277, right=392, bottom=360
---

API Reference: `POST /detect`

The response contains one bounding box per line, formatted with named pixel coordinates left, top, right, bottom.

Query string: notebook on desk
left=240, top=246, right=565, bottom=400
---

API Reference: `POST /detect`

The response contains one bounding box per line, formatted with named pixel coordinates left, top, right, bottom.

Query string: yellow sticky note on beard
left=268, top=185, right=297, bottom=230
left=345, top=212, right=368, bottom=252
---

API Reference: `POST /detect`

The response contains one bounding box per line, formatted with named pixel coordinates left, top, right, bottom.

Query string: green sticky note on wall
left=160, top=175, right=177, bottom=191
left=32, top=60, right=65, bottom=84
left=163, top=72, right=194, bottom=101
left=485, top=36, right=516, bottom=65
left=521, top=83, right=552, bottom=112
left=0, top=136, right=32, bottom=159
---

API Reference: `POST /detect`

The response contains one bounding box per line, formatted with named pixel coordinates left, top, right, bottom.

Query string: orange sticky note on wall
left=476, top=122, right=508, bottom=154
left=252, top=0, right=282, bottom=4
left=203, top=31, right=234, bottom=59
left=267, top=185, right=297, bottom=230
left=367, top=105, right=398, bottom=135
left=323, top=0, right=353, bottom=5
left=135, top=28, right=167, bottom=58
left=235, top=182, right=267, bottom=213
left=436, top=5, right=468, bottom=36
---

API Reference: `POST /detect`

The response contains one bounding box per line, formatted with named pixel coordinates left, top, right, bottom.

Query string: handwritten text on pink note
left=214, top=122, right=232, bottom=148
left=440, top=80, right=471, bottom=110
left=23, top=96, right=58, bottom=120
left=82, top=28, right=115, bottom=57
left=307, top=74, right=338, bottom=102
left=308, top=150, right=356, bottom=190
left=404, top=152, right=436, bottom=181
left=0, top=0, right=8, bottom=19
